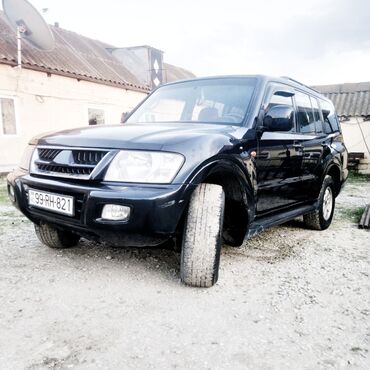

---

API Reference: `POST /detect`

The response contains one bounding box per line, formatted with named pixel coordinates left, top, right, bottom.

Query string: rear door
left=294, top=91, right=325, bottom=200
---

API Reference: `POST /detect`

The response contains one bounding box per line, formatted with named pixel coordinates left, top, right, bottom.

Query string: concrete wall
left=341, top=118, right=370, bottom=174
left=0, top=64, right=146, bottom=172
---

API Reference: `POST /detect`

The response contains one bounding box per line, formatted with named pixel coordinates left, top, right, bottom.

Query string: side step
left=359, top=204, right=370, bottom=229
left=246, top=203, right=317, bottom=239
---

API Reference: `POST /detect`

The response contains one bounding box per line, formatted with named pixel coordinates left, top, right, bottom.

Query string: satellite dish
left=2, top=0, right=55, bottom=51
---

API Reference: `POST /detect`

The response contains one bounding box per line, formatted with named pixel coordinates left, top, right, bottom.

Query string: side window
left=295, top=91, right=316, bottom=134
left=310, top=96, right=323, bottom=134
left=266, top=91, right=295, bottom=132
left=0, top=97, right=17, bottom=135
left=321, top=100, right=340, bottom=133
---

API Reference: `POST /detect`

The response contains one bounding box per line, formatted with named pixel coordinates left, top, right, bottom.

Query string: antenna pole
left=17, top=26, right=22, bottom=68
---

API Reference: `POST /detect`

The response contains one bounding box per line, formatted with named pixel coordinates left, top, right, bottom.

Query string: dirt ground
left=0, top=176, right=369, bottom=369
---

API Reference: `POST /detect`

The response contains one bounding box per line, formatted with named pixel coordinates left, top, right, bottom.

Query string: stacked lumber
left=348, top=152, right=365, bottom=171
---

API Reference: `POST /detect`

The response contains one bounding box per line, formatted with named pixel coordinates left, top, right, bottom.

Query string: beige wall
left=341, top=118, right=370, bottom=174
left=0, top=64, right=146, bottom=172
left=341, top=118, right=370, bottom=155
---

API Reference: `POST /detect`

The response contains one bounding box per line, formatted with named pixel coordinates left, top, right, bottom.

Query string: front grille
left=38, top=148, right=62, bottom=161
left=37, top=164, right=93, bottom=176
left=73, top=150, right=107, bottom=165
left=32, top=146, right=109, bottom=179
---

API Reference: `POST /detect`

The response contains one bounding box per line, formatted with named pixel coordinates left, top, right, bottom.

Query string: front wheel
left=35, top=223, right=80, bottom=249
left=180, top=183, right=225, bottom=288
left=303, top=175, right=335, bottom=230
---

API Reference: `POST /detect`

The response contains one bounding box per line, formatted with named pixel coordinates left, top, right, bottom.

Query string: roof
left=0, top=11, right=149, bottom=91
left=163, top=63, right=196, bottom=83
left=312, top=82, right=370, bottom=117
left=163, top=74, right=328, bottom=101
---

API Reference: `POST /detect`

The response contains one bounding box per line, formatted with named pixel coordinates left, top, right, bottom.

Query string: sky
left=4, top=0, right=370, bottom=85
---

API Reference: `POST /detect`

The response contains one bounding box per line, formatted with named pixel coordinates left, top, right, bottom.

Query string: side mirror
left=121, top=111, right=130, bottom=123
left=263, top=105, right=294, bottom=132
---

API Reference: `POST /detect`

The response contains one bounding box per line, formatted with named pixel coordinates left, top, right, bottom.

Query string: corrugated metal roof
left=0, top=11, right=150, bottom=92
left=163, top=62, right=196, bottom=83
left=312, top=82, right=370, bottom=117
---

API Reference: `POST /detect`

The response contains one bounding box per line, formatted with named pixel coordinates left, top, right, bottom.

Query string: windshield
left=127, top=77, right=257, bottom=126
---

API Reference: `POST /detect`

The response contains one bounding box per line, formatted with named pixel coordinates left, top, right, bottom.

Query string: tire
left=180, top=183, right=225, bottom=288
left=303, top=175, right=335, bottom=230
left=35, top=222, right=80, bottom=249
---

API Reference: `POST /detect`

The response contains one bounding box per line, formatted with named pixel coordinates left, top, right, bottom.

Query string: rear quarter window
left=320, top=99, right=340, bottom=133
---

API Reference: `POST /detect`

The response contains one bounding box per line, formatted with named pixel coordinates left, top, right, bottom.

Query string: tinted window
left=295, top=92, right=316, bottom=134
left=266, top=92, right=295, bottom=132
left=321, top=100, right=340, bottom=133
left=127, top=78, right=257, bottom=126
left=310, top=96, right=323, bottom=133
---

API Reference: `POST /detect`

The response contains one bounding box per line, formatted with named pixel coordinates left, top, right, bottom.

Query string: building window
left=88, top=107, right=105, bottom=126
left=0, top=97, right=17, bottom=135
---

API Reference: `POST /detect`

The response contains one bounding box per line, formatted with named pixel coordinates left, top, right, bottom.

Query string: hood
left=34, top=122, right=238, bottom=150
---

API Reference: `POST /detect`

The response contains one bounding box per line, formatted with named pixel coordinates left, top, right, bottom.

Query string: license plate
left=28, top=189, right=74, bottom=216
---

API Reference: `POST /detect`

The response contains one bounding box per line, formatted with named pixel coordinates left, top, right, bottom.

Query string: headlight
left=104, top=150, right=185, bottom=183
left=19, top=145, right=35, bottom=171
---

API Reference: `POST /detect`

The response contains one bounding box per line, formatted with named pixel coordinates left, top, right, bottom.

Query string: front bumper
left=7, top=169, right=193, bottom=246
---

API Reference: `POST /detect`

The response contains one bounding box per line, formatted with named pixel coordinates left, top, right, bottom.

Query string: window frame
left=0, top=95, right=19, bottom=137
left=261, top=83, right=337, bottom=136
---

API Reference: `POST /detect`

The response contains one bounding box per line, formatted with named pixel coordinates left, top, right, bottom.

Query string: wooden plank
left=349, top=152, right=365, bottom=159
left=359, top=205, right=370, bottom=229
left=365, top=206, right=370, bottom=229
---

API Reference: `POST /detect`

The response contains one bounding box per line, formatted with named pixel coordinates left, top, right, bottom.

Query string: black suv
left=7, top=75, right=348, bottom=287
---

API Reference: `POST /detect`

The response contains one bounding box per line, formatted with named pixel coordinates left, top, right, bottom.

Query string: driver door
left=256, top=86, right=304, bottom=214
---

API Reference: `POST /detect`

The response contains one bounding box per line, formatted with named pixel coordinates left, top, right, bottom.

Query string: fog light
left=8, top=184, right=15, bottom=202
left=101, top=204, right=130, bottom=221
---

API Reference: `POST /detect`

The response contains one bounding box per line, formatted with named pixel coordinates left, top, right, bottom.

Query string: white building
left=0, top=12, right=194, bottom=172
left=313, top=82, right=370, bottom=174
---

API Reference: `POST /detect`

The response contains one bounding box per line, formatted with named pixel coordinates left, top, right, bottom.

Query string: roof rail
left=280, top=76, right=320, bottom=94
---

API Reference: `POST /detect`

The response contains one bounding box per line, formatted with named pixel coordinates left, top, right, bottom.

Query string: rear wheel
left=304, top=175, right=335, bottom=230
left=180, top=183, right=225, bottom=288
left=35, top=223, right=80, bottom=249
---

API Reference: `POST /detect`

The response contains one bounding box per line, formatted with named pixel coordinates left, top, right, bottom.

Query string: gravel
left=0, top=179, right=369, bottom=369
